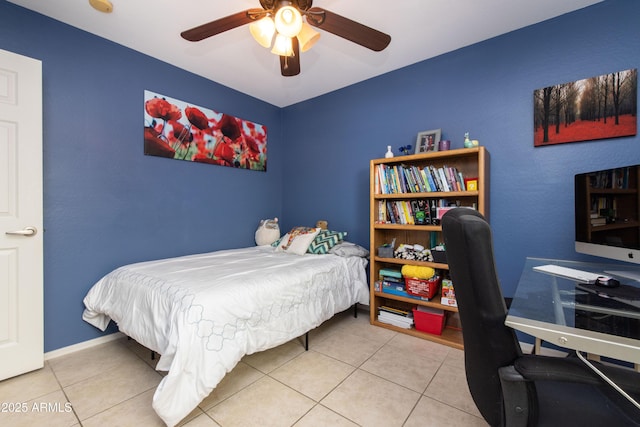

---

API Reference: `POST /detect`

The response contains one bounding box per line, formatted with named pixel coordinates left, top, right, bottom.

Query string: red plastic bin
left=405, top=276, right=441, bottom=300
left=412, top=307, right=445, bottom=335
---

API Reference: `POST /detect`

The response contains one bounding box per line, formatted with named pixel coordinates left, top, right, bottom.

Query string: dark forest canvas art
left=534, top=69, right=637, bottom=147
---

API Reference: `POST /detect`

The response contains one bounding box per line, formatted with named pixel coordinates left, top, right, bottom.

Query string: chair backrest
left=442, top=208, right=523, bottom=426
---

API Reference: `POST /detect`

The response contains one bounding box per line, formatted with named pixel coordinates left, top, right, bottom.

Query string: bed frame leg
left=304, top=332, right=309, bottom=351
left=353, top=303, right=358, bottom=318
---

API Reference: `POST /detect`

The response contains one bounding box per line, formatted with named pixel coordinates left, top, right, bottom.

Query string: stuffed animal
left=255, top=217, right=280, bottom=246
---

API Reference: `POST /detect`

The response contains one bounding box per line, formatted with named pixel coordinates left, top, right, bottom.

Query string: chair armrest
left=515, top=355, right=640, bottom=394
left=498, top=365, right=536, bottom=427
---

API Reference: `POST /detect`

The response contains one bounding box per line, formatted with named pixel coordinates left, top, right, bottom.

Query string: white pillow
left=328, top=241, right=370, bottom=258
left=275, top=227, right=321, bottom=255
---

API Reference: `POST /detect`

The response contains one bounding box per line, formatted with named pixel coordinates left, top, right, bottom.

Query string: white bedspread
left=82, top=246, right=368, bottom=426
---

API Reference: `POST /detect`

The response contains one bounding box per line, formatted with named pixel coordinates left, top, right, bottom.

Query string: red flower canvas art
left=144, top=90, right=267, bottom=171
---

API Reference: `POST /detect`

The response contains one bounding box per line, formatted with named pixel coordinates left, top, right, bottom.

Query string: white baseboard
left=44, top=332, right=124, bottom=361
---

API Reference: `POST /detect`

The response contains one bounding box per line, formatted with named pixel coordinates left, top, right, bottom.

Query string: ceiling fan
left=180, top=0, right=391, bottom=77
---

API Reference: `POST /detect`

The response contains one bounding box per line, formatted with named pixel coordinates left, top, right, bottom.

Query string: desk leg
left=587, top=354, right=637, bottom=371
left=534, top=338, right=541, bottom=354
left=550, top=276, right=566, bottom=326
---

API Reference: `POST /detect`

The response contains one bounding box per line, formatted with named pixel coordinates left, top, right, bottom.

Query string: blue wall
left=1, top=0, right=639, bottom=352
left=282, top=0, right=640, bottom=296
left=0, top=1, right=284, bottom=351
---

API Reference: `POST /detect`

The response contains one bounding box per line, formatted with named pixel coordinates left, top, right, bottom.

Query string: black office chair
left=441, top=208, right=640, bottom=427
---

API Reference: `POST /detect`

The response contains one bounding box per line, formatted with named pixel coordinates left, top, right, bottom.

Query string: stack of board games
left=378, top=306, right=414, bottom=329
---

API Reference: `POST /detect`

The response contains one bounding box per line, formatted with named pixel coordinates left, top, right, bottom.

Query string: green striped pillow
left=307, top=230, right=347, bottom=254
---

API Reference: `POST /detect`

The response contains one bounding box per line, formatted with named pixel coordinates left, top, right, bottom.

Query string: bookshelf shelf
left=369, top=147, right=489, bottom=349
left=373, top=190, right=480, bottom=199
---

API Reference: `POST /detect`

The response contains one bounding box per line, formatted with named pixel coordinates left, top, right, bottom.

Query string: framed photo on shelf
left=415, top=129, right=442, bottom=154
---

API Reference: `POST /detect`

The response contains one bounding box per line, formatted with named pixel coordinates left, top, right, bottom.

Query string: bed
left=82, top=240, right=369, bottom=426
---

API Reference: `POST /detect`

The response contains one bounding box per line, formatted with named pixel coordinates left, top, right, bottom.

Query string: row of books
left=588, top=167, right=636, bottom=190
left=375, top=163, right=468, bottom=194
left=377, top=199, right=470, bottom=225
left=590, top=197, right=618, bottom=225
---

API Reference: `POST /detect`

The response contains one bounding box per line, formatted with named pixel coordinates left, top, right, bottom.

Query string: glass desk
left=506, top=258, right=640, bottom=365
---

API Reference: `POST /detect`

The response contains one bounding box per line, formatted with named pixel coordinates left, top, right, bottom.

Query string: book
left=378, top=308, right=414, bottom=328
left=377, top=315, right=413, bottom=329
left=411, top=199, right=429, bottom=225
left=379, top=305, right=410, bottom=316
left=379, top=268, right=402, bottom=279
left=378, top=312, right=413, bottom=325
left=437, top=167, right=450, bottom=192
left=419, top=169, right=430, bottom=192
left=381, top=277, right=404, bottom=287
left=382, top=280, right=405, bottom=291
left=393, top=165, right=405, bottom=193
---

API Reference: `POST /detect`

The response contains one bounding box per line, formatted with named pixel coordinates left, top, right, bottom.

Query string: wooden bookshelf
left=369, top=147, right=489, bottom=349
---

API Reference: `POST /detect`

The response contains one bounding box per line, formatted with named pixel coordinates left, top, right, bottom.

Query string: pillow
left=307, top=230, right=347, bottom=254
left=275, top=227, right=320, bottom=255
left=328, top=241, right=370, bottom=258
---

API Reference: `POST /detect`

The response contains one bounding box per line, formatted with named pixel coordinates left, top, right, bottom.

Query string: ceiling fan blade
left=307, top=7, right=391, bottom=52
left=181, top=10, right=257, bottom=42
left=280, top=38, right=301, bottom=76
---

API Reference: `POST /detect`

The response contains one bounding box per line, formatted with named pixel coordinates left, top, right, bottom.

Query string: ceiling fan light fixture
left=89, top=0, right=113, bottom=13
left=274, top=6, right=302, bottom=38
left=271, top=34, right=294, bottom=57
left=249, top=16, right=275, bottom=48
left=297, top=21, right=320, bottom=52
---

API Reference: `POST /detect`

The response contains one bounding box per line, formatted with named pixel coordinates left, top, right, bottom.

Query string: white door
left=0, top=49, right=43, bottom=380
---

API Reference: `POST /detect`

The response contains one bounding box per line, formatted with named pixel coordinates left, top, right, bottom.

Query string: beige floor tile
left=242, top=339, right=306, bottom=374
left=360, top=342, right=442, bottom=392
left=123, top=338, right=161, bottom=369
left=332, top=311, right=397, bottom=346
left=321, top=369, right=421, bottom=427
left=64, top=356, right=162, bottom=420
left=305, top=309, right=374, bottom=347
left=48, top=339, right=141, bottom=387
left=444, top=347, right=465, bottom=368
left=198, top=362, right=264, bottom=411
left=270, top=350, right=355, bottom=401
left=404, top=396, right=488, bottom=427
left=293, top=404, right=358, bottom=427
left=311, top=328, right=384, bottom=367
left=0, top=390, right=78, bottom=427
left=424, top=363, right=482, bottom=417
left=207, top=376, right=314, bottom=427
left=181, top=413, right=221, bottom=426
left=81, top=389, right=164, bottom=427
left=386, top=333, right=451, bottom=363
left=0, top=363, right=61, bottom=403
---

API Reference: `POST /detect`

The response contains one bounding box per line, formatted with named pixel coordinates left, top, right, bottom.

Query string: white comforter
left=82, top=246, right=369, bottom=426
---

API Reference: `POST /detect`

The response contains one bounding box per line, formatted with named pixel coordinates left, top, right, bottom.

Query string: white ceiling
left=8, top=0, right=602, bottom=107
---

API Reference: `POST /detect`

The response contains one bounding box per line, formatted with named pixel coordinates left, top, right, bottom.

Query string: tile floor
left=0, top=308, right=488, bottom=427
